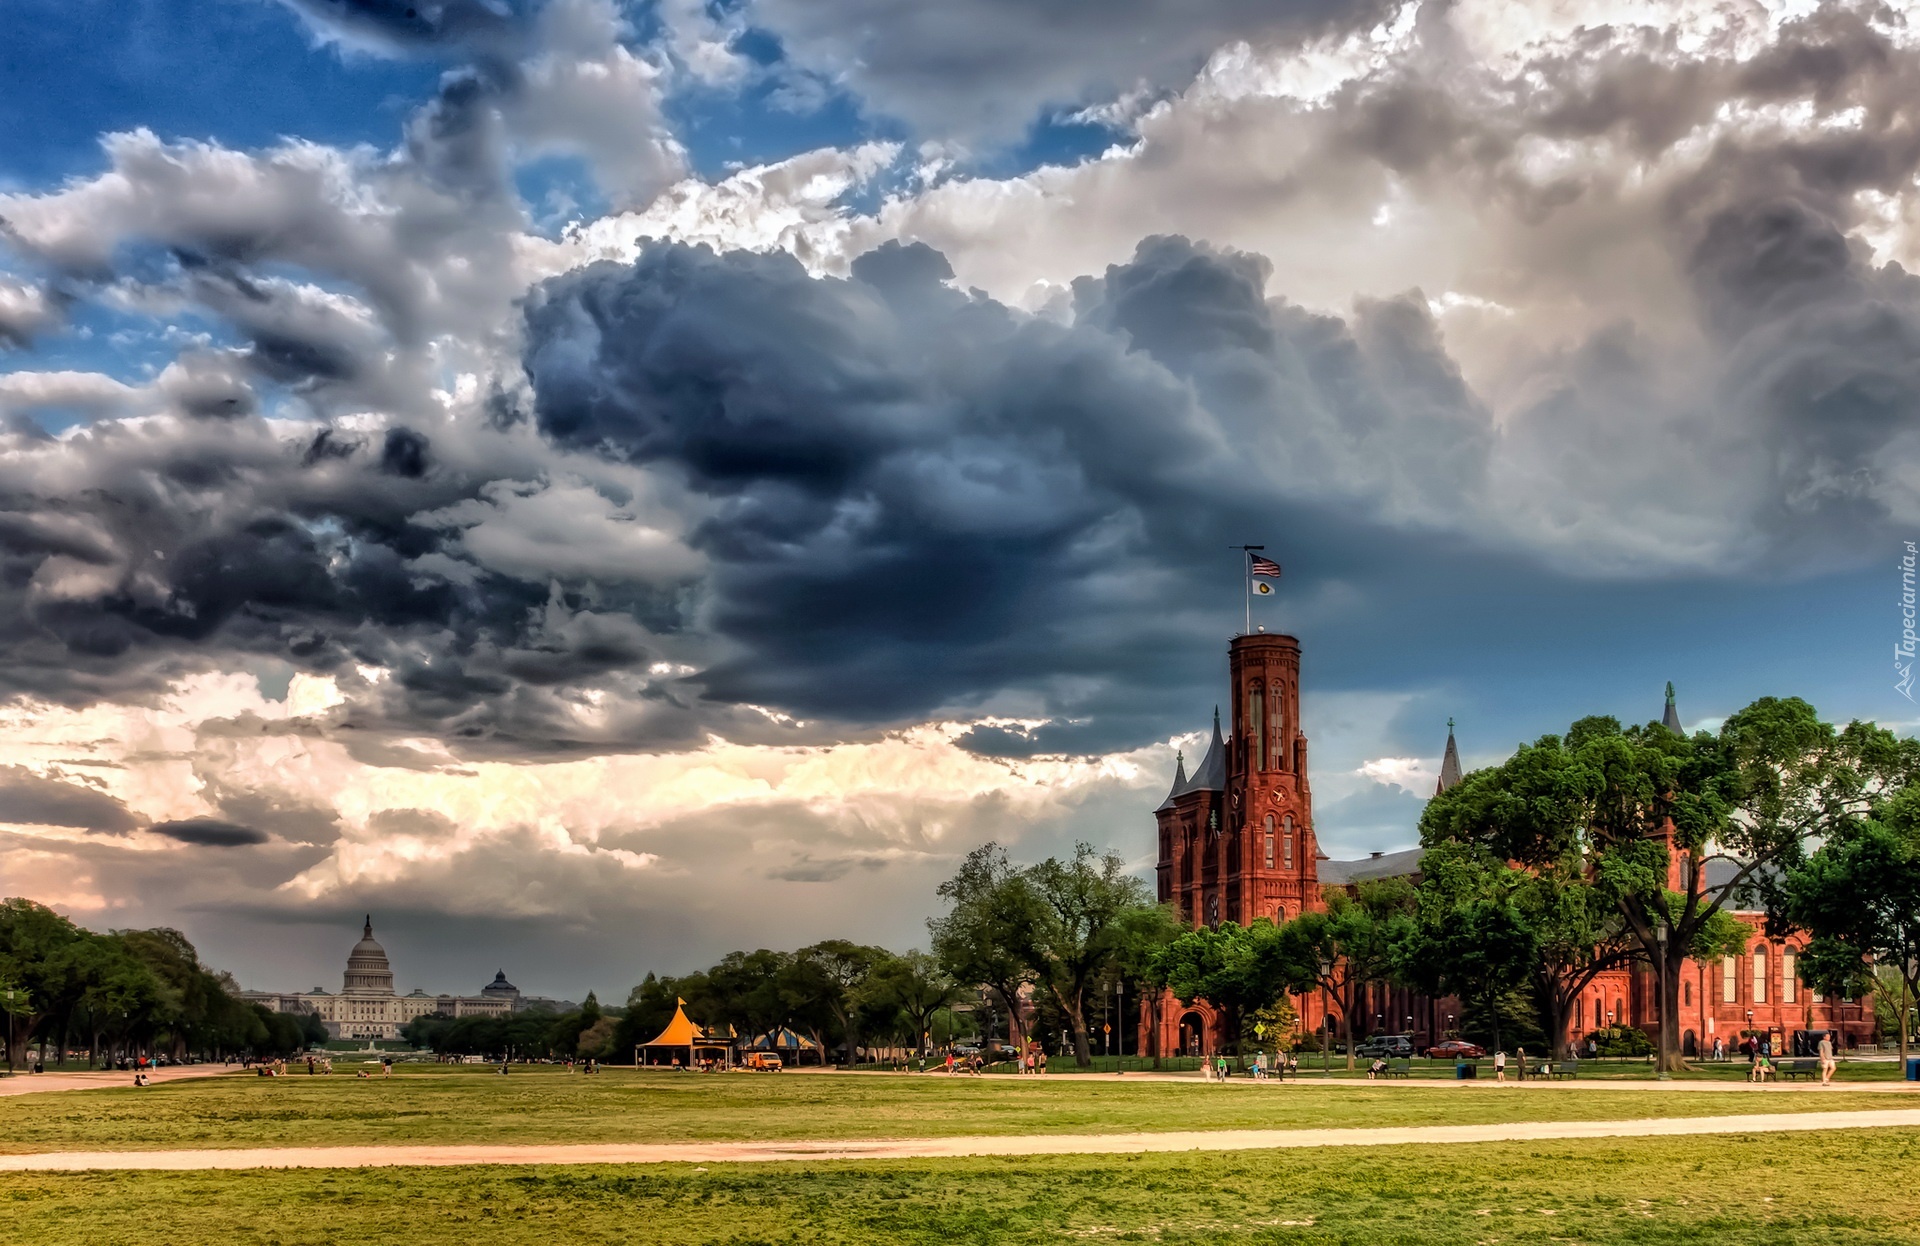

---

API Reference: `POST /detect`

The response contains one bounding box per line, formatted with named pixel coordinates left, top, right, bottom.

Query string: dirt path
left=0, top=1065, right=237, bottom=1098
left=6, top=1108, right=1919, bottom=1172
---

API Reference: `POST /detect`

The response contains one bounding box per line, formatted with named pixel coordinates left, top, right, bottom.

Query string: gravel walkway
left=6, top=1108, right=1919, bottom=1171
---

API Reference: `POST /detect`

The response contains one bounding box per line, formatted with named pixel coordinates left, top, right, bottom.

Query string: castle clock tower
left=1225, top=632, right=1318, bottom=926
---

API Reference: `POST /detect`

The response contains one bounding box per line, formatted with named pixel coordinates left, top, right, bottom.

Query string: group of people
left=1491, top=1047, right=1562, bottom=1081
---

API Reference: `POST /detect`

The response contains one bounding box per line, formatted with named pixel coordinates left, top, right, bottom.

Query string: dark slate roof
left=1155, top=753, right=1190, bottom=812
left=1189, top=707, right=1228, bottom=792
left=1662, top=682, right=1684, bottom=735
left=1320, top=847, right=1425, bottom=885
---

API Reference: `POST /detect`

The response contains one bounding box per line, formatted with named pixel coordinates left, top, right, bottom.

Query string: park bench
left=1382, top=1060, right=1411, bottom=1079
left=1545, top=1060, right=1579, bottom=1080
left=1776, top=1059, right=1820, bottom=1081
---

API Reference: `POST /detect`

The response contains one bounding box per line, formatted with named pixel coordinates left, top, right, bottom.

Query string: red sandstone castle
left=1140, top=632, right=1878, bottom=1059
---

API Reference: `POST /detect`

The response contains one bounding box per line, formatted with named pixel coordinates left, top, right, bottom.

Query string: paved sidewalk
left=0, top=1065, right=238, bottom=1098
left=6, top=1108, right=1919, bottom=1172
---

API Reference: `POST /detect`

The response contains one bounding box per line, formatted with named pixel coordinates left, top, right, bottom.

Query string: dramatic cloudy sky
left=1, top=0, right=1914, bottom=999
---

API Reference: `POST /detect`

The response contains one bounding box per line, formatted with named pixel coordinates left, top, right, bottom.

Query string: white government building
left=242, top=917, right=532, bottom=1041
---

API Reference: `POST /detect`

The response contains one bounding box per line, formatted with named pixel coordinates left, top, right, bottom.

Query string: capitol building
left=242, top=916, right=542, bottom=1041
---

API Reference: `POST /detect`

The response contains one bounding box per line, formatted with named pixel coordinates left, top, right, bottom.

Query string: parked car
left=1355, top=1035, right=1416, bottom=1059
left=744, top=1051, right=784, bottom=1071
left=1426, top=1039, right=1486, bottom=1059
left=952, top=1044, right=982, bottom=1057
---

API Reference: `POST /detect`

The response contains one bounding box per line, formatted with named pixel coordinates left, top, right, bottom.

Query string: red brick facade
left=1141, top=632, right=1878, bottom=1060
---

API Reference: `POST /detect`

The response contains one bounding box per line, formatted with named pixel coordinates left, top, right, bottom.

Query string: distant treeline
left=0, top=898, right=325, bottom=1069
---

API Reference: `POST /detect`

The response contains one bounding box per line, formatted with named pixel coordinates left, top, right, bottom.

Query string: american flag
left=1248, top=554, right=1282, bottom=578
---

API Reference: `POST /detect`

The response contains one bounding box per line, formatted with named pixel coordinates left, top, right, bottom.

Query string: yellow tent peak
left=640, top=1000, right=704, bottom=1048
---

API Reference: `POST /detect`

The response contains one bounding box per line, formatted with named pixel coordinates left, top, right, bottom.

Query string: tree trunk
left=1054, top=984, right=1093, bottom=1067
left=1541, top=982, right=1569, bottom=1062
left=1656, top=945, right=1687, bottom=1074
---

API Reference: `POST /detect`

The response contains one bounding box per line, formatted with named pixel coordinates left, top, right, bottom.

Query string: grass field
left=0, top=1067, right=1909, bottom=1154
left=6, top=1128, right=1917, bottom=1245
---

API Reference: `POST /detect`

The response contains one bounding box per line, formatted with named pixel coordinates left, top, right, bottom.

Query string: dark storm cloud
left=749, top=0, right=1397, bottom=145
left=0, top=766, right=140, bottom=832
left=276, top=0, right=525, bottom=57
left=148, top=817, right=271, bottom=847
left=523, top=235, right=1490, bottom=743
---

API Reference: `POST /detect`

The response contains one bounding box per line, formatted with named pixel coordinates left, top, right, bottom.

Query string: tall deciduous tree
left=1154, top=919, right=1291, bottom=1054
left=1276, top=878, right=1417, bottom=1069
left=789, top=940, right=890, bottom=1066
left=1778, top=785, right=1920, bottom=1065
left=1398, top=844, right=1538, bottom=1055
left=1020, top=843, right=1152, bottom=1067
left=929, top=843, right=1040, bottom=1055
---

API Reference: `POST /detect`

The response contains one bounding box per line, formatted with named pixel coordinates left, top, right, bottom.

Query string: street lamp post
left=1117, top=980, right=1126, bottom=1059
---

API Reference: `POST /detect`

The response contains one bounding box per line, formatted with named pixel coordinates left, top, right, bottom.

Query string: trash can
left=1906, top=1057, right=1919, bottom=1082
left=1456, top=1062, right=1477, bottom=1080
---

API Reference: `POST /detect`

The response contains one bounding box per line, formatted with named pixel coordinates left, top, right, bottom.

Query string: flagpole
left=1230, top=545, right=1265, bottom=636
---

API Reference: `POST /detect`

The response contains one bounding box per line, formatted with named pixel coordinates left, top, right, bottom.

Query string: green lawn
left=0, top=1067, right=1909, bottom=1154
left=6, top=1129, right=1917, bottom=1244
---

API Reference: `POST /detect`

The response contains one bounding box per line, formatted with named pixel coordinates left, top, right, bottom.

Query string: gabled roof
left=1320, top=847, right=1425, bottom=885
left=1189, top=707, right=1228, bottom=792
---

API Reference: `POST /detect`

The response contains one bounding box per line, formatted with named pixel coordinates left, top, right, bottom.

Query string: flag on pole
left=1248, top=554, right=1282, bottom=578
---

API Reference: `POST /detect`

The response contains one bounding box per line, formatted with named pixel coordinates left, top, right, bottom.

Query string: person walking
left=1038, top=1050, right=1048, bottom=1075
left=1494, top=1050, right=1507, bottom=1083
left=1515, top=1047, right=1527, bottom=1082
left=1818, top=1032, right=1836, bottom=1086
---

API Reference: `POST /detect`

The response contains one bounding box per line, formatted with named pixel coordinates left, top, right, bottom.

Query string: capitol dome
left=342, top=915, right=396, bottom=996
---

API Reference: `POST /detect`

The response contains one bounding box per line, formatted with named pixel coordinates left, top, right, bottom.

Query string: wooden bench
left=1776, top=1059, right=1820, bottom=1081
left=1545, top=1060, right=1579, bottom=1079
left=1380, top=1059, right=1412, bottom=1079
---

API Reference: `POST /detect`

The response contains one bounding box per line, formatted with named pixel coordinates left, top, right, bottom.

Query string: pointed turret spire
left=1435, top=718, right=1462, bottom=796
left=1156, top=749, right=1190, bottom=812
left=363, top=914, right=372, bottom=937
left=1662, top=682, right=1683, bottom=735
left=1192, top=706, right=1228, bottom=791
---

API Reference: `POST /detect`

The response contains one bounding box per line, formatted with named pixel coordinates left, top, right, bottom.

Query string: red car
left=1426, top=1040, right=1486, bottom=1059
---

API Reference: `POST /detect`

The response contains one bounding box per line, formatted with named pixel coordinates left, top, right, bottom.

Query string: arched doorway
left=1179, top=1012, right=1207, bottom=1057
left=1683, top=1029, right=1698, bottom=1057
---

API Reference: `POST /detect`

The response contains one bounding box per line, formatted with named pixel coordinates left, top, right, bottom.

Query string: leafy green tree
left=1019, top=843, right=1152, bottom=1067
left=1778, top=785, right=1920, bottom=1065
left=789, top=940, right=889, bottom=1065
left=865, top=950, right=961, bottom=1057
left=1398, top=844, right=1537, bottom=1055
left=1154, top=920, right=1292, bottom=1054
left=929, top=843, right=1042, bottom=1055
left=0, top=899, right=87, bottom=1068
left=1275, top=879, right=1417, bottom=1069
left=1420, top=701, right=1909, bottom=1073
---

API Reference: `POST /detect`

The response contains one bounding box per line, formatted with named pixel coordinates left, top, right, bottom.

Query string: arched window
left=1782, top=948, right=1797, bottom=1005
left=1722, top=955, right=1738, bottom=1003
left=1683, top=981, right=1692, bottom=1007
left=1270, top=684, right=1287, bottom=770
left=1274, top=904, right=1286, bottom=924
left=1263, top=815, right=1275, bottom=868
left=1282, top=815, right=1294, bottom=868
left=1247, top=682, right=1265, bottom=772
left=1206, top=894, right=1221, bottom=928
left=1753, top=946, right=1768, bottom=1004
